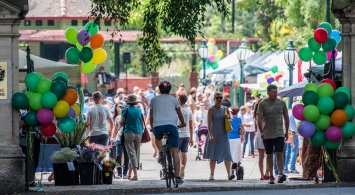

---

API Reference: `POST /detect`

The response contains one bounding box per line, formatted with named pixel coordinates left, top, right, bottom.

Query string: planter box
left=102, top=171, right=113, bottom=184
left=52, top=162, right=79, bottom=186
left=94, top=161, right=103, bottom=185
left=78, top=162, right=96, bottom=185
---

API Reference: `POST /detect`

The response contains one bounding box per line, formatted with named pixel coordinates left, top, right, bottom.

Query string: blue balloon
left=330, top=30, right=341, bottom=44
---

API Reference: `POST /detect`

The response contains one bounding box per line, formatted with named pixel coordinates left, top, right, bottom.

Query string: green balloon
left=81, top=59, right=97, bottom=74
left=206, top=61, right=213, bottom=69
left=313, top=51, right=327, bottom=65
left=342, top=122, right=355, bottom=139
left=302, top=91, right=319, bottom=106
left=65, top=27, right=78, bottom=44
left=315, top=114, right=331, bottom=131
left=335, top=87, right=351, bottom=102
left=324, top=140, right=341, bottom=149
left=25, top=72, right=42, bottom=92
left=29, top=93, right=42, bottom=111
left=304, top=105, right=320, bottom=122
left=79, top=47, right=93, bottom=63
left=37, top=78, right=52, bottom=94
left=211, top=62, right=219, bottom=70
left=344, top=105, right=354, bottom=121
left=58, top=117, right=76, bottom=133
left=65, top=47, right=80, bottom=64
left=25, top=91, right=34, bottom=100
left=11, top=92, right=29, bottom=110
left=84, top=21, right=99, bottom=36
left=311, top=131, right=326, bottom=147
left=322, top=38, right=337, bottom=52
left=304, top=83, right=318, bottom=93
left=333, top=92, right=349, bottom=109
left=51, top=81, right=67, bottom=100
left=52, top=72, right=69, bottom=83
left=317, top=97, right=334, bottom=114
left=317, top=83, right=334, bottom=98
left=52, top=77, right=68, bottom=87
left=24, top=111, right=39, bottom=127
left=41, top=92, right=58, bottom=109
left=308, top=37, right=321, bottom=52
left=298, top=47, right=313, bottom=62
left=319, top=22, right=333, bottom=35
left=271, top=66, right=278, bottom=73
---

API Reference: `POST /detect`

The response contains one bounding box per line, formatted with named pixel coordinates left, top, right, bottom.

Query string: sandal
left=130, top=175, right=138, bottom=181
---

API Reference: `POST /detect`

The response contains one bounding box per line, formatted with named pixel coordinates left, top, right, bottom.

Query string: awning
left=19, top=50, right=81, bottom=85
left=278, top=80, right=309, bottom=97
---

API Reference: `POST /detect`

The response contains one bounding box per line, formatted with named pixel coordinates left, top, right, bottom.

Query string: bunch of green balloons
left=294, top=80, right=355, bottom=149
left=298, top=22, right=340, bottom=65
left=12, top=72, right=81, bottom=136
left=65, top=21, right=107, bottom=74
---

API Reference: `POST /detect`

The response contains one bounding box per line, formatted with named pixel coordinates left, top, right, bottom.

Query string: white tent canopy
left=19, top=50, right=81, bottom=85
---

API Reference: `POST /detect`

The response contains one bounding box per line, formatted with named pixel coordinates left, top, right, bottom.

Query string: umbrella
left=278, top=80, right=309, bottom=97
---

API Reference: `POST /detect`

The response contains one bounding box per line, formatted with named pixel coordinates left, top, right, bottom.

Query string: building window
left=71, top=20, right=78, bottom=26
left=24, top=20, right=31, bottom=26
left=82, top=20, right=88, bottom=26
left=35, top=20, right=43, bottom=26
left=47, top=20, right=55, bottom=26
left=104, top=20, right=112, bottom=26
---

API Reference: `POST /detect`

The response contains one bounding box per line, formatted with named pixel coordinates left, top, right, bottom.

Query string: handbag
left=224, top=108, right=233, bottom=133
left=121, top=109, right=129, bottom=145
left=239, top=122, right=246, bottom=136
left=141, top=114, right=151, bottom=143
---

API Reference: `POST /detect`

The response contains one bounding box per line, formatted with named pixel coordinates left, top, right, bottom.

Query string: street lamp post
left=198, top=39, right=209, bottom=90
left=236, top=38, right=250, bottom=107
left=284, top=39, right=299, bottom=108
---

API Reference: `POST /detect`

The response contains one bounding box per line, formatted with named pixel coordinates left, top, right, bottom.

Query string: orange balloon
left=331, top=109, right=348, bottom=126
left=90, top=34, right=104, bottom=49
left=62, top=88, right=78, bottom=105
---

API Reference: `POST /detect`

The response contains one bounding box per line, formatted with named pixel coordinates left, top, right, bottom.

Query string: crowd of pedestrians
left=82, top=81, right=307, bottom=184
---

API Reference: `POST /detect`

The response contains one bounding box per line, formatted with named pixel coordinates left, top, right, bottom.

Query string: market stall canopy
left=278, top=80, right=309, bottom=97
left=19, top=50, right=80, bottom=85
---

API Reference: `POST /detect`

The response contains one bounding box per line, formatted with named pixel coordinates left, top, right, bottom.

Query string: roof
left=26, top=0, right=92, bottom=19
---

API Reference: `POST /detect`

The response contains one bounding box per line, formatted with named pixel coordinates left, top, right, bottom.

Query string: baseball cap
left=147, top=84, right=153, bottom=88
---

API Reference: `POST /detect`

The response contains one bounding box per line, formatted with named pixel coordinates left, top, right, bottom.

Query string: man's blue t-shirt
left=228, top=116, right=242, bottom=139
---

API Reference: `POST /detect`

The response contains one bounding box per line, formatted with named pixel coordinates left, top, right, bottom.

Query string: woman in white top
left=242, top=102, right=255, bottom=158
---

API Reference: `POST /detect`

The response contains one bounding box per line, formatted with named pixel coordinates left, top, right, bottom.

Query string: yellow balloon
left=93, top=48, right=107, bottom=64
left=264, top=73, right=272, bottom=79
left=216, top=50, right=223, bottom=57
left=53, top=100, right=70, bottom=118
left=71, top=104, right=80, bottom=117
left=81, top=60, right=97, bottom=74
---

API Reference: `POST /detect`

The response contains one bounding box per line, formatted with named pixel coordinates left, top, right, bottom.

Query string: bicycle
left=159, top=132, right=178, bottom=188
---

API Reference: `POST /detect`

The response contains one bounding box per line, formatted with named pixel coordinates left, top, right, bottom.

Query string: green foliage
left=90, top=0, right=231, bottom=72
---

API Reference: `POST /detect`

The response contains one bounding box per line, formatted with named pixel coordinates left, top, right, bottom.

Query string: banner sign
left=0, top=62, right=7, bottom=99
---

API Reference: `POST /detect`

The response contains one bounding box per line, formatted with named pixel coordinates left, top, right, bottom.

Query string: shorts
left=153, top=125, right=179, bottom=149
left=263, top=137, right=284, bottom=155
left=178, top=137, right=190, bottom=153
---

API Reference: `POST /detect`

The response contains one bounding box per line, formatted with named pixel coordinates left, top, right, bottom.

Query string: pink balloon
left=326, top=49, right=338, bottom=61
left=37, top=108, right=54, bottom=125
left=208, top=56, right=215, bottom=62
left=292, top=104, right=305, bottom=121
left=325, top=126, right=343, bottom=142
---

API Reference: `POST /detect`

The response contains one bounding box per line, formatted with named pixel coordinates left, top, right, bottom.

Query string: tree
left=89, top=0, right=231, bottom=72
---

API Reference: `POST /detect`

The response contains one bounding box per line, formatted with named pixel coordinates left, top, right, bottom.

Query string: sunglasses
left=215, top=97, right=223, bottom=99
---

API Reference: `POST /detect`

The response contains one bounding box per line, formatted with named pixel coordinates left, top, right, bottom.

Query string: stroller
left=195, top=125, right=208, bottom=161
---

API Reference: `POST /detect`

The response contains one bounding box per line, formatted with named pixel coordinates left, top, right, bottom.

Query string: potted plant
left=102, top=158, right=117, bottom=184
left=50, top=147, right=79, bottom=186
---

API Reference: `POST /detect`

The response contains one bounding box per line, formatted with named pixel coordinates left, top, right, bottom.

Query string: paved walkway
left=29, top=141, right=316, bottom=194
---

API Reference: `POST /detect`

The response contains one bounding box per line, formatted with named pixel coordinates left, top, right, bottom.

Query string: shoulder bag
left=238, top=118, right=246, bottom=136
left=224, top=107, right=233, bottom=132
left=141, top=114, right=151, bottom=143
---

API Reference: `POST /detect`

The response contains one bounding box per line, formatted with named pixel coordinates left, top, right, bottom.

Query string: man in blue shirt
left=284, top=108, right=299, bottom=174
left=144, top=84, right=157, bottom=105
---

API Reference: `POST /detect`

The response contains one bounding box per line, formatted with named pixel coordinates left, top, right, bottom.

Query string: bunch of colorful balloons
left=64, top=21, right=107, bottom=74
left=11, top=72, right=81, bottom=137
left=298, top=22, right=341, bottom=65
left=259, top=66, right=284, bottom=88
left=200, top=38, right=224, bottom=70
left=292, top=79, right=355, bottom=149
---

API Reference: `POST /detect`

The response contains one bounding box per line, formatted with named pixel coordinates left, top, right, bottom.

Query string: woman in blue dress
left=204, top=92, right=233, bottom=180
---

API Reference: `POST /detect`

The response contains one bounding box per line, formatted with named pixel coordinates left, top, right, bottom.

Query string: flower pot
left=102, top=171, right=113, bottom=184
left=78, top=162, right=96, bottom=185
left=52, top=162, right=79, bottom=186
